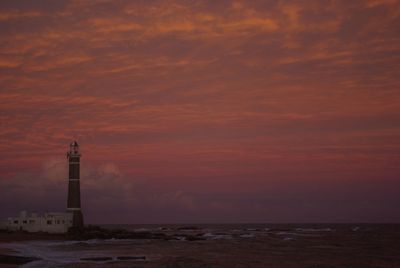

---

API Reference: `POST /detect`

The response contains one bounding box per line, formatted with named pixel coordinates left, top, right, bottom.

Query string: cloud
left=0, top=157, right=200, bottom=223
left=0, top=10, right=43, bottom=21
left=0, top=0, right=400, bottom=222
left=366, top=0, right=400, bottom=7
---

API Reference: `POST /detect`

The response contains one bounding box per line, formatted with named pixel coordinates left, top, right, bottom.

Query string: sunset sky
left=1, top=0, right=400, bottom=224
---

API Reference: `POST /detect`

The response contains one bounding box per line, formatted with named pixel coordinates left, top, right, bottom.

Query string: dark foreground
left=1, top=224, right=400, bottom=267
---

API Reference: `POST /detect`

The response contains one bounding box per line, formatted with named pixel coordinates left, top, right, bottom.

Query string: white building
left=0, top=211, right=73, bottom=233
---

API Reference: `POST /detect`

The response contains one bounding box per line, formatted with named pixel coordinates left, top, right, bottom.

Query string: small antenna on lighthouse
left=68, top=141, right=80, bottom=158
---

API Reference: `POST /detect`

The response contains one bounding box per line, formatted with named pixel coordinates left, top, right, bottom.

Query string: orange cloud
left=0, top=10, right=43, bottom=21
left=0, top=0, right=399, bottom=223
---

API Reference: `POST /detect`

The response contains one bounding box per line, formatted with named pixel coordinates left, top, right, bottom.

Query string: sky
left=0, top=0, right=400, bottom=224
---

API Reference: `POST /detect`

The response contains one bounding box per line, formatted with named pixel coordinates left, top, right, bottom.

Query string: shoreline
left=1, top=224, right=400, bottom=267
left=0, top=231, right=67, bottom=243
left=0, top=231, right=69, bottom=266
left=0, top=232, right=66, bottom=266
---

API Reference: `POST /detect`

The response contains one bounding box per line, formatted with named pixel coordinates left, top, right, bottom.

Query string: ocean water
left=1, top=223, right=400, bottom=267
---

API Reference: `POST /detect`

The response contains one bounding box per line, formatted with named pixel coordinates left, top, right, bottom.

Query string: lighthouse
left=67, top=141, right=84, bottom=228
left=0, top=143, right=82, bottom=233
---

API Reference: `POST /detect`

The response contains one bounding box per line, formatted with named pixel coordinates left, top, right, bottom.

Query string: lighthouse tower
left=67, top=141, right=84, bottom=228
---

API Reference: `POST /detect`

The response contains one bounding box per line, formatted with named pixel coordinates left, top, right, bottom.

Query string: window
left=62, top=220, right=65, bottom=224
left=13, top=220, right=18, bottom=224
left=22, top=220, right=27, bottom=224
left=56, top=220, right=60, bottom=224
left=29, top=220, right=35, bottom=224
left=47, top=220, right=52, bottom=225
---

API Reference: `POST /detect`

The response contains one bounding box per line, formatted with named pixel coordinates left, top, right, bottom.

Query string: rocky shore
left=0, top=225, right=205, bottom=266
left=1, top=224, right=400, bottom=267
left=67, top=225, right=206, bottom=241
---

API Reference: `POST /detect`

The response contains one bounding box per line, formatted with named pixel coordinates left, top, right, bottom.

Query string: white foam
left=275, top=231, right=317, bottom=237
left=134, top=228, right=149, bottom=232
left=202, top=233, right=232, bottom=240
left=295, top=228, right=333, bottom=232
left=276, top=231, right=293, bottom=235
left=202, top=233, right=214, bottom=237
left=174, top=236, right=186, bottom=241
left=158, top=227, right=172, bottom=231
left=239, top=234, right=255, bottom=238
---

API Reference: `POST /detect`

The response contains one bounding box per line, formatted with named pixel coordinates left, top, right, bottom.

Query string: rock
left=81, top=257, right=113, bottom=261
left=68, top=225, right=169, bottom=240
left=117, top=256, right=146, bottom=260
left=185, top=235, right=206, bottom=241
left=0, top=254, right=41, bottom=265
left=177, top=226, right=200, bottom=230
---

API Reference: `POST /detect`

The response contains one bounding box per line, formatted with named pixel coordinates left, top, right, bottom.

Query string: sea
left=1, top=223, right=400, bottom=267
